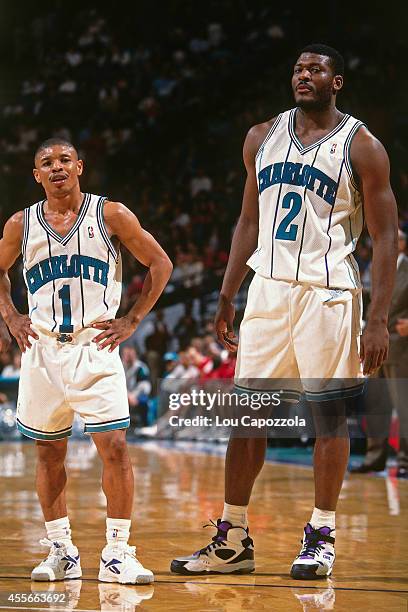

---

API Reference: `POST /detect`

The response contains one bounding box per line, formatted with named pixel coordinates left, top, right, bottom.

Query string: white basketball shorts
left=16, top=327, right=130, bottom=440
left=234, top=274, right=365, bottom=402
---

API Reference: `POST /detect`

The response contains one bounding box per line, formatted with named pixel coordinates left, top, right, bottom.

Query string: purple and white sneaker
left=170, top=519, right=255, bottom=575
left=290, top=523, right=335, bottom=580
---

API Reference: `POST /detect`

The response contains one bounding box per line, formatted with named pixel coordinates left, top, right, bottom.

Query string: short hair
left=299, top=44, right=344, bottom=76
left=35, top=138, right=77, bottom=160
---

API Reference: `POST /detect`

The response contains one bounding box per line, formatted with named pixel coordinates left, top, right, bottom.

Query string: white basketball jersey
left=22, top=193, right=122, bottom=333
left=246, top=108, right=365, bottom=289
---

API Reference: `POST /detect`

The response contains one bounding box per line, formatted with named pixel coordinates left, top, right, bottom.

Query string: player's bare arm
left=215, top=120, right=274, bottom=350
left=351, top=127, right=398, bottom=375
left=0, top=212, right=39, bottom=351
left=92, top=201, right=173, bottom=351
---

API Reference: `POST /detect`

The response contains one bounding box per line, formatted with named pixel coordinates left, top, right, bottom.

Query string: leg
left=311, top=399, right=349, bottom=511
left=32, top=439, right=82, bottom=582
left=92, top=429, right=134, bottom=518
left=35, top=439, right=68, bottom=521
left=93, top=429, right=153, bottom=584
left=225, top=436, right=267, bottom=505
left=290, top=400, right=348, bottom=580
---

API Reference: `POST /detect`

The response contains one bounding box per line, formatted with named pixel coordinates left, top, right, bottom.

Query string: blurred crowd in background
left=0, top=2, right=407, bottom=437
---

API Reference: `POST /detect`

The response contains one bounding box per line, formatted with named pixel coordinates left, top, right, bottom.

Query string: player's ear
left=77, top=159, right=84, bottom=176
left=333, top=75, right=343, bottom=94
left=33, top=168, right=42, bottom=184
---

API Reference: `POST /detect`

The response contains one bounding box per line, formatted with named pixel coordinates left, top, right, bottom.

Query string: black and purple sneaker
left=291, top=523, right=335, bottom=580
left=170, top=519, right=255, bottom=575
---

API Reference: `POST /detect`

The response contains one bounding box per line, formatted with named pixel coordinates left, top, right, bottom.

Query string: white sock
left=310, top=507, right=336, bottom=532
left=221, top=503, right=248, bottom=529
left=45, top=516, right=73, bottom=547
left=106, top=518, right=131, bottom=547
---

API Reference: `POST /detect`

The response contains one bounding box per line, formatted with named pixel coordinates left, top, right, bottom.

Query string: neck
left=296, top=103, right=341, bottom=129
left=45, top=186, right=83, bottom=213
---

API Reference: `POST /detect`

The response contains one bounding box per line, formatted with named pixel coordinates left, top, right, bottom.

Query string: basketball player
left=0, top=138, right=172, bottom=583
left=171, top=44, right=398, bottom=579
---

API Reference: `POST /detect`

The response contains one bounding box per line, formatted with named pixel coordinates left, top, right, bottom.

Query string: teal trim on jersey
left=96, top=197, right=118, bottom=260
left=344, top=121, right=365, bottom=190
left=84, top=417, right=130, bottom=433
left=255, top=114, right=283, bottom=163
left=37, top=193, right=91, bottom=245
left=17, top=420, right=72, bottom=441
left=304, top=382, right=365, bottom=402
left=288, top=108, right=351, bottom=155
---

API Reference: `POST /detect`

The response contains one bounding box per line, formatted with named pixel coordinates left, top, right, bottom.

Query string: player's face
left=33, top=145, right=83, bottom=196
left=292, top=53, right=343, bottom=110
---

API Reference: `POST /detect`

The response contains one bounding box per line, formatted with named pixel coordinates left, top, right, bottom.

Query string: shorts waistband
left=35, top=326, right=100, bottom=346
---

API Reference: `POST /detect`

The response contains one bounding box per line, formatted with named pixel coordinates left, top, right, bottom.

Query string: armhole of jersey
left=344, top=121, right=366, bottom=191
left=254, top=114, right=283, bottom=162
left=96, top=196, right=119, bottom=262
left=22, top=207, right=30, bottom=263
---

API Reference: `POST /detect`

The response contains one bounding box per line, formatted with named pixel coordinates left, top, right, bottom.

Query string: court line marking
left=1, top=576, right=407, bottom=595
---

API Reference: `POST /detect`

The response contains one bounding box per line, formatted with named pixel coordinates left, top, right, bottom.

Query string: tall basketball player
left=171, top=44, right=398, bottom=579
left=0, top=138, right=172, bottom=583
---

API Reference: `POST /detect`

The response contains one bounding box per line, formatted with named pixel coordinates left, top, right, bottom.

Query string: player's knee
left=99, top=433, right=129, bottom=464
left=36, top=440, right=67, bottom=466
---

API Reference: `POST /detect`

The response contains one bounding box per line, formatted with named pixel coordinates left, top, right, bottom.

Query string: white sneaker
left=99, top=544, right=154, bottom=584
left=31, top=539, right=82, bottom=581
left=291, top=524, right=336, bottom=579
left=171, top=519, right=255, bottom=575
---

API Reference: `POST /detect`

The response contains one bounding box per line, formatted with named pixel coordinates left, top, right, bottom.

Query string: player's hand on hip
left=4, top=313, right=38, bottom=352
left=91, top=316, right=137, bottom=352
left=360, top=321, right=389, bottom=375
left=215, top=295, right=238, bottom=352
left=0, top=321, right=12, bottom=352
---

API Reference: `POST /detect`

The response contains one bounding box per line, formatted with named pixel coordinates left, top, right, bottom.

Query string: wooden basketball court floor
left=0, top=441, right=407, bottom=611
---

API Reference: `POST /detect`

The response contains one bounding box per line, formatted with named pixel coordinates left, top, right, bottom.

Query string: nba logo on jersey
left=330, top=143, right=337, bottom=154
left=88, top=226, right=94, bottom=238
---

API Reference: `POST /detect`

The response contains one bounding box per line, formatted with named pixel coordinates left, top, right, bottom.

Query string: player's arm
left=0, top=212, right=38, bottom=351
left=215, top=120, right=272, bottom=350
left=351, top=127, right=398, bottom=375
left=92, top=201, right=173, bottom=351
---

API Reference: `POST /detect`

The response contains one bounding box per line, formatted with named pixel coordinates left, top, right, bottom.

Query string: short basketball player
left=0, top=138, right=172, bottom=583
left=171, top=44, right=398, bottom=579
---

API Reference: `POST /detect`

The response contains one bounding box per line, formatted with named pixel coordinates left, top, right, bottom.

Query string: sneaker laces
left=298, top=528, right=333, bottom=559
left=197, top=519, right=228, bottom=555
left=38, top=538, right=66, bottom=564
left=109, top=544, right=145, bottom=568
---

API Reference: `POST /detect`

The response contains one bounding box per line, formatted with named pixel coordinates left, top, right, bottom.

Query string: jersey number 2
left=275, top=192, right=302, bottom=241
left=58, top=285, right=73, bottom=333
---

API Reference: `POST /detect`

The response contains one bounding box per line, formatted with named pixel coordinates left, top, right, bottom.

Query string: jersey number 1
left=58, top=285, right=73, bottom=333
left=275, top=192, right=302, bottom=241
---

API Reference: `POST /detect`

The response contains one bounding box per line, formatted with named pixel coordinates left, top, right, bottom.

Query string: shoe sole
left=31, top=572, right=82, bottom=582
left=290, top=567, right=332, bottom=580
left=170, top=563, right=255, bottom=576
left=98, top=573, right=154, bottom=584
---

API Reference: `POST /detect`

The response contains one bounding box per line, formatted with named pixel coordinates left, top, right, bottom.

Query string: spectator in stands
left=121, top=345, right=152, bottom=428
left=1, top=348, right=21, bottom=378
left=351, top=230, right=408, bottom=477
left=144, top=310, right=170, bottom=393
left=173, top=306, right=198, bottom=349
left=190, top=168, right=212, bottom=198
